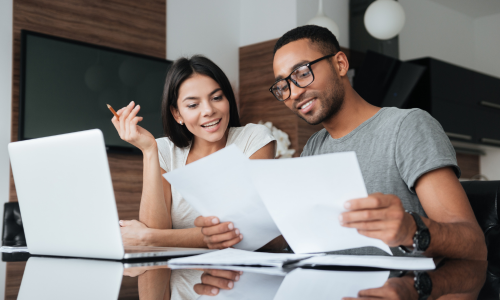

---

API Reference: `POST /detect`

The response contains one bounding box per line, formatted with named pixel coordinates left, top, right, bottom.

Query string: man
left=195, top=26, right=486, bottom=261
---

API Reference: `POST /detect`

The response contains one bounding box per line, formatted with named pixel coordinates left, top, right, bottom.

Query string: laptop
left=8, top=129, right=213, bottom=260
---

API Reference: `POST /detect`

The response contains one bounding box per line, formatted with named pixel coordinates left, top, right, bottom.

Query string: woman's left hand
left=120, top=219, right=150, bottom=246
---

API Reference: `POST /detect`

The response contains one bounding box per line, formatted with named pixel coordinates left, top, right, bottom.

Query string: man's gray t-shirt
left=301, top=107, right=460, bottom=256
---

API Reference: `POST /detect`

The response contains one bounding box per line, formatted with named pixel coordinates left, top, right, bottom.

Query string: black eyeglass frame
left=269, top=53, right=336, bottom=101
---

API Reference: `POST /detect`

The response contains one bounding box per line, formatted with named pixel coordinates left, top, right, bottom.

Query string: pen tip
left=106, top=104, right=111, bottom=108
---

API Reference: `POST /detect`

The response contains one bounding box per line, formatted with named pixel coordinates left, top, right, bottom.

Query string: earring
left=179, top=121, right=183, bottom=125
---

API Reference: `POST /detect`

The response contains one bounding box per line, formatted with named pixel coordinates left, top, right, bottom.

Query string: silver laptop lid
left=9, top=129, right=125, bottom=260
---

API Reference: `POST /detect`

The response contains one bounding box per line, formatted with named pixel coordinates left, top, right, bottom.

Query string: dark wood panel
left=239, top=39, right=327, bottom=156
left=7, top=0, right=165, bottom=298
left=5, top=262, right=25, bottom=300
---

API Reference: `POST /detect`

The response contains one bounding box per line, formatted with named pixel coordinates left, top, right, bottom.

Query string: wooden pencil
left=107, top=104, right=120, bottom=121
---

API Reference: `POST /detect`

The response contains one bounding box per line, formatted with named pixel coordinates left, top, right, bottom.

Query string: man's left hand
left=340, top=193, right=417, bottom=247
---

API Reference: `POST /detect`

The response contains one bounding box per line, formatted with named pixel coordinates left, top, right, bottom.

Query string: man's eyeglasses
left=269, top=54, right=335, bottom=101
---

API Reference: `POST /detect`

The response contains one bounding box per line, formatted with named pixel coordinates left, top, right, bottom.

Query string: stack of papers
left=168, top=248, right=435, bottom=270
left=168, top=248, right=315, bottom=268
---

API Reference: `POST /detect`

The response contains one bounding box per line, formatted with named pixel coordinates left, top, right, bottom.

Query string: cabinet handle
left=445, top=132, right=472, bottom=141
left=480, top=101, right=500, bottom=110
left=481, top=138, right=500, bottom=145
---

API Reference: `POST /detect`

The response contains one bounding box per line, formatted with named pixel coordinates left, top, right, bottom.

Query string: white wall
left=0, top=0, right=13, bottom=298
left=240, top=0, right=297, bottom=47
left=296, top=0, right=350, bottom=48
left=399, top=0, right=476, bottom=70
left=166, top=0, right=240, bottom=88
left=474, top=13, right=500, bottom=78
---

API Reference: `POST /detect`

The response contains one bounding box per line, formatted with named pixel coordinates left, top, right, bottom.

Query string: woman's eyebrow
left=182, top=88, right=221, bottom=102
left=208, top=88, right=222, bottom=96
left=182, top=96, right=199, bottom=102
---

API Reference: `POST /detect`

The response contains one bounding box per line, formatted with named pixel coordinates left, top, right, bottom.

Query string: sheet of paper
left=199, top=271, right=284, bottom=300
left=168, top=248, right=316, bottom=267
left=0, top=246, right=29, bottom=253
left=294, top=254, right=435, bottom=270
left=248, top=152, right=392, bottom=254
left=163, top=145, right=281, bottom=251
left=274, top=269, right=389, bottom=300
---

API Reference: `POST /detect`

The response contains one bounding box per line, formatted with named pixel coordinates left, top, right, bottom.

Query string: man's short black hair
left=273, top=25, right=341, bottom=56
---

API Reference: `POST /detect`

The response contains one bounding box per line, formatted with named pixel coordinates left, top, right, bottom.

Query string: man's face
left=273, top=39, right=345, bottom=125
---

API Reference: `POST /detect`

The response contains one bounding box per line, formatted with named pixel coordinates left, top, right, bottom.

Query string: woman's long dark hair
left=161, top=55, right=241, bottom=148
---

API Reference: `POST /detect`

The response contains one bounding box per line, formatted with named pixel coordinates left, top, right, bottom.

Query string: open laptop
left=8, top=129, right=213, bottom=260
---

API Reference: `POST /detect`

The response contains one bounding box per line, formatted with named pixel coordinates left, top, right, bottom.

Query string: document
left=294, top=254, right=435, bottom=270
left=248, top=152, right=392, bottom=254
left=168, top=248, right=316, bottom=267
left=0, top=246, right=29, bottom=253
left=163, top=145, right=281, bottom=251
left=274, top=269, right=389, bottom=300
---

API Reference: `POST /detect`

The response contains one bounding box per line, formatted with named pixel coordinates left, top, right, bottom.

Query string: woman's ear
left=170, top=106, right=184, bottom=125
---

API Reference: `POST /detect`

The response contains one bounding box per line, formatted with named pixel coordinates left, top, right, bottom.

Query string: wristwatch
left=414, top=271, right=433, bottom=300
left=399, top=211, right=431, bottom=255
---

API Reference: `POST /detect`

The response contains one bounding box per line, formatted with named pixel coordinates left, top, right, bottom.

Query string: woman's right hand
left=194, top=216, right=243, bottom=249
left=111, top=101, right=156, bottom=153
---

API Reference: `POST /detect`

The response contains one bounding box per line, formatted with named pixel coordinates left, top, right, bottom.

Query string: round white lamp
left=307, top=0, right=340, bottom=39
left=364, top=0, right=405, bottom=40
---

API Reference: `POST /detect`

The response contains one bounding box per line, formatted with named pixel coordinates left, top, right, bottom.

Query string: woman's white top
left=156, top=123, right=276, bottom=230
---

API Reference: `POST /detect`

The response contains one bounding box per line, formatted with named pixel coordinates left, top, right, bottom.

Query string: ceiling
left=430, top=0, right=500, bottom=18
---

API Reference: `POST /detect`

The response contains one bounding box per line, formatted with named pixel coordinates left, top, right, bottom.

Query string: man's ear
left=170, top=105, right=183, bottom=125
left=335, top=52, right=350, bottom=77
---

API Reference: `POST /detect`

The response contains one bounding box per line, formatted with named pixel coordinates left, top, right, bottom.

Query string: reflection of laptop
left=8, top=129, right=213, bottom=260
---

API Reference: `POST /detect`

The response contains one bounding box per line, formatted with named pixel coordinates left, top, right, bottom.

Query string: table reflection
left=13, top=256, right=489, bottom=300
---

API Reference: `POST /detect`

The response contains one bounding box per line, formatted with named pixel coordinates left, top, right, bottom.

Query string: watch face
left=418, top=229, right=431, bottom=250
left=415, top=272, right=433, bottom=297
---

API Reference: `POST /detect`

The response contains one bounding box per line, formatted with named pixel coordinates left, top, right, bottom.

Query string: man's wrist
left=403, top=212, right=418, bottom=247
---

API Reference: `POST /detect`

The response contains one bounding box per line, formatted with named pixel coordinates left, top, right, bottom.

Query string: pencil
left=107, top=104, right=120, bottom=121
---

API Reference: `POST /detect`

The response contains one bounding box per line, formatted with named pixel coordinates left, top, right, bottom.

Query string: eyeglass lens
left=271, top=65, right=314, bottom=101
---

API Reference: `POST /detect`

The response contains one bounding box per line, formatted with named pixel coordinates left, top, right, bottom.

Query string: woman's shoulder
left=229, top=123, right=273, bottom=140
left=228, top=123, right=276, bottom=157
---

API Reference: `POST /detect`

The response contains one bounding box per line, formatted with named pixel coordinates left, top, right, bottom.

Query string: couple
left=112, top=24, right=486, bottom=295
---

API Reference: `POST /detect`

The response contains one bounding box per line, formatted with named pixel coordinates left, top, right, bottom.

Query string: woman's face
left=172, top=73, right=231, bottom=144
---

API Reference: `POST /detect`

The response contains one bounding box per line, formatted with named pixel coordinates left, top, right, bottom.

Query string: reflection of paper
left=248, top=152, right=391, bottom=254
left=168, top=248, right=315, bottom=267
left=163, top=145, right=281, bottom=251
left=199, top=271, right=285, bottom=300
left=295, top=254, right=435, bottom=270
left=18, top=257, right=123, bottom=300
left=274, top=269, right=389, bottom=300
left=169, top=264, right=288, bottom=276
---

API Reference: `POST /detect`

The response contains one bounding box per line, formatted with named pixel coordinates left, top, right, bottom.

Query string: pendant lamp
left=307, top=0, right=341, bottom=39
left=364, top=0, right=406, bottom=40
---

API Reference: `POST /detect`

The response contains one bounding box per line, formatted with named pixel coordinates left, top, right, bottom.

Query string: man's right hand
left=194, top=216, right=243, bottom=249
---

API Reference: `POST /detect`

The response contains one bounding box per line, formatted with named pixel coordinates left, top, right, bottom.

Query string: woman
left=111, top=55, right=276, bottom=249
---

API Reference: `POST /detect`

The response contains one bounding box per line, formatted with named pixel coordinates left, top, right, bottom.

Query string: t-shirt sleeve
left=238, top=124, right=277, bottom=158
left=395, top=109, right=461, bottom=193
left=156, top=138, right=172, bottom=172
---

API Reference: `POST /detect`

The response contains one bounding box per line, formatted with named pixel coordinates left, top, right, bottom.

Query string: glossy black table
left=2, top=253, right=495, bottom=300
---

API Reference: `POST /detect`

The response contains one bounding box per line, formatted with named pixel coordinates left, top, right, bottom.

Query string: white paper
left=169, top=264, right=288, bottom=276
left=168, top=248, right=316, bottom=267
left=163, top=145, right=281, bottom=251
left=248, top=152, right=392, bottom=255
left=274, top=269, right=389, bottom=300
left=199, top=271, right=284, bottom=300
left=294, top=254, right=435, bottom=270
left=0, top=246, right=29, bottom=253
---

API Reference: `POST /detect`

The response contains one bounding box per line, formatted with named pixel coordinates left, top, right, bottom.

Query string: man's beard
left=296, top=74, right=345, bottom=126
